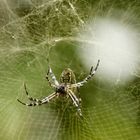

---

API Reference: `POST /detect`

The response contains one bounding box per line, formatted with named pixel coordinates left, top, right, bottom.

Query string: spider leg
left=17, top=99, right=41, bottom=106
left=45, top=66, right=59, bottom=86
left=46, top=68, right=56, bottom=88
left=68, top=90, right=82, bottom=116
left=41, top=92, right=57, bottom=102
left=69, top=90, right=80, bottom=104
left=24, top=83, right=39, bottom=102
left=17, top=92, right=57, bottom=106
left=73, top=60, right=100, bottom=87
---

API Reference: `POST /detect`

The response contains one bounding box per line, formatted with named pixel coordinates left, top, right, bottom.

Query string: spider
left=17, top=60, right=100, bottom=116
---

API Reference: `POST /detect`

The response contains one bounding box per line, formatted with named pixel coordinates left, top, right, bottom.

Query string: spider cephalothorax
left=17, top=60, right=100, bottom=116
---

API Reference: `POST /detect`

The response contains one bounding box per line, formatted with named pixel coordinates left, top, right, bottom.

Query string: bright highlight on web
left=79, top=18, right=139, bottom=84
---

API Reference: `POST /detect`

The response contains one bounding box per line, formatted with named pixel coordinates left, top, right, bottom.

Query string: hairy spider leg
left=24, top=83, right=41, bottom=102
left=41, top=92, right=57, bottom=102
left=46, top=66, right=59, bottom=86
left=17, top=92, right=57, bottom=106
left=46, top=68, right=56, bottom=88
left=68, top=89, right=80, bottom=104
left=68, top=90, right=82, bottom=116
left=73, top=60, right=100, bottom=87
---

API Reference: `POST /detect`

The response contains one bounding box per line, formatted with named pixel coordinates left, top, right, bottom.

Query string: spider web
left=0, top=0, right=140, bottom=140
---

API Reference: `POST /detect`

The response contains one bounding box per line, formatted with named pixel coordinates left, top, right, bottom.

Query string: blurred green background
left=0, top=0, right=140, bottom=140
